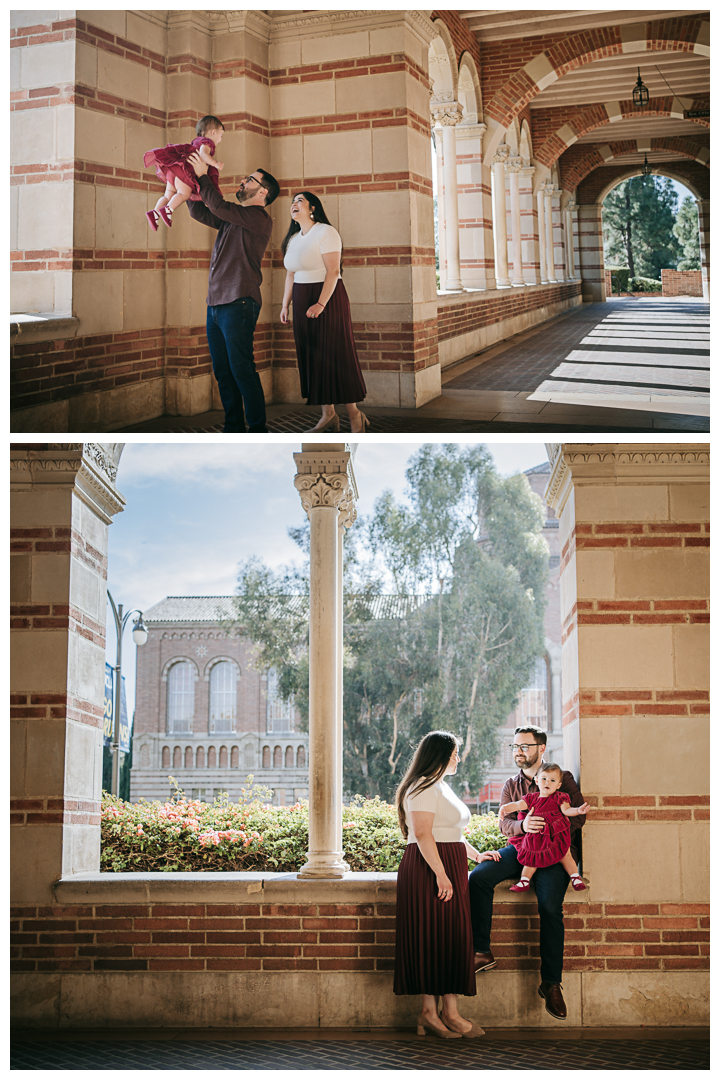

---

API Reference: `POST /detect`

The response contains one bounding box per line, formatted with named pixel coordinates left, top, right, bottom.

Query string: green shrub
left=609, top=267, right=631, bottom=293
left=631, top=276, right=662, bottom=292
left=100, top=780, right=505, bottom=873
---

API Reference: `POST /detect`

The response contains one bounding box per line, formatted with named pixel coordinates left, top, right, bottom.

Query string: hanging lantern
left=641, top=154, right=652, bottom=176
left=633, top=67, right=649, bottom=108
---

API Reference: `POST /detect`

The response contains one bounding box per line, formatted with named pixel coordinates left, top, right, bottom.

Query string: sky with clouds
left=108, top=440, right=548, bottom=709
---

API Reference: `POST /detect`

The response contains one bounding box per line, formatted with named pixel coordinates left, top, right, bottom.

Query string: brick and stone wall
left=661, top=269, right=703, bottom=298
left=437, top=281, right=581, bottom=366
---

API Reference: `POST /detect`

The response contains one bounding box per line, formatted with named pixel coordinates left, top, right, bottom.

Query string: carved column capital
left=431, top=100, right=463, bottom=127
left=505, top=155, right=524, bottom=174
left=492, top=144, right=510, bottom=166
left=293, top=448, right=358, bottom=528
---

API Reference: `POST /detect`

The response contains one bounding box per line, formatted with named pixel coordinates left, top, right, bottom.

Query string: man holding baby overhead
left=186, top=136, right=279, bottom=433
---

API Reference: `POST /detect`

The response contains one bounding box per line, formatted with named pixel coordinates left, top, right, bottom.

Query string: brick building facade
left=130, top=597, right=308, bottom=805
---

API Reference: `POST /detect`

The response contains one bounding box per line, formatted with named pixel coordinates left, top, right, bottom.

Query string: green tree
left=602, top=176, right=680, bottom=280
left=673, top=196, right=701, bottom=271
left=230, top=445, right=548, bottom=800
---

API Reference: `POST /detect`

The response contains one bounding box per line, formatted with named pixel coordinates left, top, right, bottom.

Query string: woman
left=280, top=192, right=369, bottom=433
left=394, top=731, right=500, bottom=1038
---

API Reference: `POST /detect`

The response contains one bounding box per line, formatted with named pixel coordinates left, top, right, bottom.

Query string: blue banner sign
left=103, top=664, right=131, bottom=754
left=103, top=663, right=114, bottom=747
left=118, top=676, right=130, bottom=754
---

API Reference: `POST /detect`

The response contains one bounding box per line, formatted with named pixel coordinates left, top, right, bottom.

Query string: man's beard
left=235, top=187, right=250, bottom=203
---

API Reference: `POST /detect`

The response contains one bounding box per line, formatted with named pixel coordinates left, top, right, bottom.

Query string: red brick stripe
left=270, top=52, right=430, bottom=92
left=582, top=795, right=708, bottom=821
left=9, top=692, right=102, bottom=728
left=10, top=797, right=101, bottom=827
left=9, top=900, right=707, bottom=974
left=579, top=688, right=709, bottom=718
left=574, top=522, right=710, bottom=550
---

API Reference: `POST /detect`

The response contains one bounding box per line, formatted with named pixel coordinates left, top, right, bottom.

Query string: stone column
left=577, top=204, right=605, bottom=302
left=519, top=165, right=537, bottom=284
left=11, top=444, right=125, bottom=903
left=434, top=127, right=447, bottom=291
left=537, top=188, right=549, bottom=284
left=543, top=183, right=558, bottom=284
left=431, top=101, right=463, bottom=291
left=696, top=199, right=710, bottom=300
left=506, top=157, right=525, bottom=287
left=545, top=442, right=709, bottom=1017
left=491, top=145, right=511, bottom=288
left=294, top=445, right=358, bottom=878
left=455, top=122, right=488, bottom=290
left=564, top=201, right=577, bottom=279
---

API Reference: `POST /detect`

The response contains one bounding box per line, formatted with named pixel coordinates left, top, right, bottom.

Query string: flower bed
left=100, top=781, right=504, bottom=873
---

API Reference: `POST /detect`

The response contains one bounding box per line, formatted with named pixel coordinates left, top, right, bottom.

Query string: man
left=468, top=725, right=586, bottom=1021
left=187, top=154, right=279, bottom=433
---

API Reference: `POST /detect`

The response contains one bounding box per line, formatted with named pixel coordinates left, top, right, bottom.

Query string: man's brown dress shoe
left=538, top=982, right=567, bottom=1020
left=473, top=951, right=496, bottom=972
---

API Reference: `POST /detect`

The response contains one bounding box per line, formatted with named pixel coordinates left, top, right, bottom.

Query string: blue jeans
left=206, top=297, right=267, bottom=433
left=468, top=844, right=569, bottom=985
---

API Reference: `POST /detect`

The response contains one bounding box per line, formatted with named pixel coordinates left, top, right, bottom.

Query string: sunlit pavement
left=10, top=1027, right=710, bottom=1070
left=122, top=297, right=708, bottom=434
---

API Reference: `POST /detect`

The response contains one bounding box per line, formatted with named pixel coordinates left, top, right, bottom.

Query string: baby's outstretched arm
left=499, top=798, right=527, bottom=819
left=561, top=801, right=590, bottom=817
left=198, top=143, right=224, bottom=171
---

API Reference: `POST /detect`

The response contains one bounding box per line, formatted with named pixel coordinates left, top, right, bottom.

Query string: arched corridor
left=10, top=8, right=710, bottom=432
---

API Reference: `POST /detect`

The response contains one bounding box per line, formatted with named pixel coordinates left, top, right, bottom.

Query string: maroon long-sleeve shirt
left=188, top=175, right=273, bottom=308
left=500, top=766, right=586, bottom=864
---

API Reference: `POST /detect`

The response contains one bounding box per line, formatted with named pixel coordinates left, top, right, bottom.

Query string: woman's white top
left=404, top=778, right=470, bottom=844
left=283, top=222, right=342, bottom=283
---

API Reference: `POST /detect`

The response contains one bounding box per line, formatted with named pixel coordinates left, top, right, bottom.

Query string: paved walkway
left=10, top=1028, right=710, bottom=1070
left=122, top=296, right=708, bottom=434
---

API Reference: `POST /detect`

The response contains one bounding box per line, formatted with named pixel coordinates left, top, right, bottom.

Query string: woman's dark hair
left=196, top=115, right=224, bottom=137
left=538, top=761, right=562, bottom=779
left=395, top=731, right=460, bottom=839
left=280, top=191, right=333, bottom=256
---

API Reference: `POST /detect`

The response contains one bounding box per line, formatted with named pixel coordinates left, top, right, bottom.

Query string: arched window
left=184, top=747, right=193, bottom=769
left=167, top=661, right=195, bottom=733
left=207, top=746, right=217, bottom=768
left=266, top=667, right=295, bottom=733
left=273, top=746, right=282, bottom=768
left=140, top=745, right=150, bottom=768
left=262, top=746, right=270, bottom=768
left=196, top=746, right=205, bottom=769
left=296, top=745, right=306, bottom=768
left=173, top=746, right=181, bottom=769
left=161, top=746, right=170, bottom=768
left=285, top=746, right=293, bottom=769
left=231, top=746, right=239, bottom=768
left=219, top=746, right=228, bottom=768
left=210, top=662, right=237, bottom=734
left=245, top=745, right=254, bottom=770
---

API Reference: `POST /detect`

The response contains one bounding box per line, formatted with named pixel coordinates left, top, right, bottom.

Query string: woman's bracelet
left=316, top=301, right=325, bottom=308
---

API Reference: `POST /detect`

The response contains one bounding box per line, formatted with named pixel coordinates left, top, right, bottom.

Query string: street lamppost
left=107, top=590, right=148, bottom=797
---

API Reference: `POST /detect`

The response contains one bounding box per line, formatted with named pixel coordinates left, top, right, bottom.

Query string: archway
left=596, top=170, right=708, bottom=299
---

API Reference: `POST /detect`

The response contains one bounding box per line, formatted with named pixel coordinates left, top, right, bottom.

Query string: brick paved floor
left=121, top=297, right=708, bottom=434
left=10, top=1031, right=711, bottom=1070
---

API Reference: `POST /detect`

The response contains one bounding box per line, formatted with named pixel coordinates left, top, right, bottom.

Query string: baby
left=499, top=761, right=590, bottom=892
left=144, top=114, right=225, bottom=230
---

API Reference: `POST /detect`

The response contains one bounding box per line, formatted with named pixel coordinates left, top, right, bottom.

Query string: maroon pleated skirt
left=393, top=841, right=476, bottom=997
left=292, top=279, right=367, bottom=406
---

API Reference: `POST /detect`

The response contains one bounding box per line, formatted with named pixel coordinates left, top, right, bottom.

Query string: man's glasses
left=508, top=743, right=539, bottom=752
left=242, top=174, right=267, bottom=189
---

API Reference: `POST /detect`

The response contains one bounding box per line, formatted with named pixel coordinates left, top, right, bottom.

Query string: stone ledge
left=11, top=313, right=79, bottom=345
left=53, top=871, right=589, bottom=904
left=436, top=281, right=581, bottom=307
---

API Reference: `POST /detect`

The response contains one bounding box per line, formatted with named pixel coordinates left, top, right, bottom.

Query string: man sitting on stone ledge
left=468, top=724, right=587, bottom=1021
